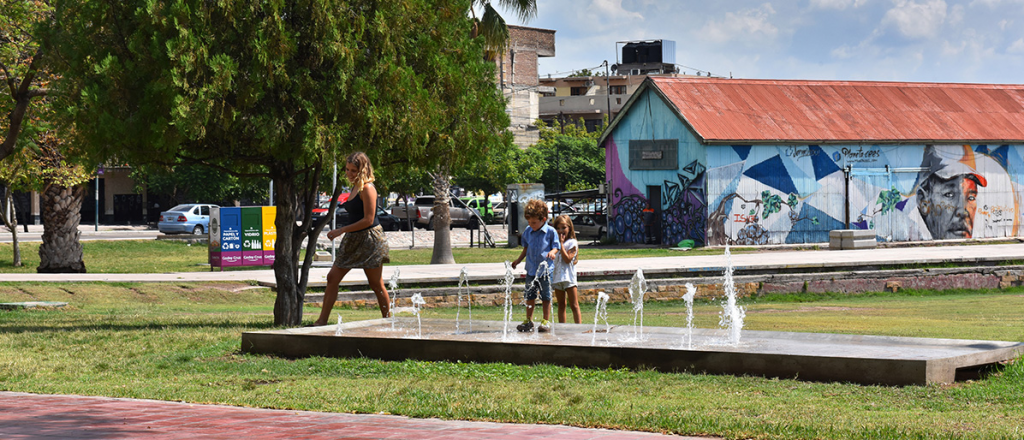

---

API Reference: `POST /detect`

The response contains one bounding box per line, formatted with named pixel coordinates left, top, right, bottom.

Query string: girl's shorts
left=552, top=281, right=577, bottom=291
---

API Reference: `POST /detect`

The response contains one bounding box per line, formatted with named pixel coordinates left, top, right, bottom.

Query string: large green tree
left=0, top=0, right=50, bottom=163
left=44, top=0, right=508, bottom=325
left=534, top=118, right=605, bottom=193
left=3, top=0, right=92, bottom=274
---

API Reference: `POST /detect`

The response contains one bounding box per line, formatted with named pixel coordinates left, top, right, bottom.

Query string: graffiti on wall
left=708, top=191, right=819, bottom=245
left=708, top=143, right=1023, bottom=244
left=610, top=160, right=708, bottom=246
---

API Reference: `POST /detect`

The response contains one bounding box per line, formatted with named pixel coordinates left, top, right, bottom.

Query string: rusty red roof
left=646, top=77, right=1024, bottom=144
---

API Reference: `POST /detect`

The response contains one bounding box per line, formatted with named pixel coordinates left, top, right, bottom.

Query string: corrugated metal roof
left=649, top=77, right=1024, bottom=144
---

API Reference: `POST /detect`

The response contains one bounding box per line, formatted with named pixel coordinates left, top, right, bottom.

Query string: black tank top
left=341, top=190, right=379, bottom=231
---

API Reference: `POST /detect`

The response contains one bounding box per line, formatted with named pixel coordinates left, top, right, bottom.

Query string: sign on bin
left=262, top=206, right=276, bottom=266
left=241, top=207, right=263, bottom=266
left=219, top=207, right=243, bottom=267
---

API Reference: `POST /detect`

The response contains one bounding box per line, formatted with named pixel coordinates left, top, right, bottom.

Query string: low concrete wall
left=307, top=265, right=1024, bottom=310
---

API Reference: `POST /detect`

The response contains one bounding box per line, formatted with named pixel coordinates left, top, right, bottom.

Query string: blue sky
left=493, top=0, right=1024, bottom=84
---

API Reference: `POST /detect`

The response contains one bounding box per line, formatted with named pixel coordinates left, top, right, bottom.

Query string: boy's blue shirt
left=522, top=223, right=559, bottom=276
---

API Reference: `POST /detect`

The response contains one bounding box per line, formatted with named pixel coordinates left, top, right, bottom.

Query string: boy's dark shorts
left=525, top=273, right=552, bottom=302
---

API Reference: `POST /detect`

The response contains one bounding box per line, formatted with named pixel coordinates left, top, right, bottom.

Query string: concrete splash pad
left=241, top=318, right=1024, bottom=386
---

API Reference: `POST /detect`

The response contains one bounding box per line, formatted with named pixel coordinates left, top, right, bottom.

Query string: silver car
left=158, top=204, right=218, bottom=235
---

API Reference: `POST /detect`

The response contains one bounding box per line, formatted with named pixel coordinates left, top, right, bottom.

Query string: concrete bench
left=829, top=229, right=877, bottom=250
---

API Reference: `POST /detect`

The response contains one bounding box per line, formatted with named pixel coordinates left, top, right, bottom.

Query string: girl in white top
left=551, top=215, right=581, bottom=323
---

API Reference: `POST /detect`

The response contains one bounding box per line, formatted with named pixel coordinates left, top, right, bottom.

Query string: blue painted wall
left=605, top=87, right=1024, bottom=246
left=603, top=88, right=707, bottom=246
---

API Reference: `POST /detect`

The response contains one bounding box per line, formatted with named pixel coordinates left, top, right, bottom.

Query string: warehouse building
left=599, top=77, right=1024, bottom=246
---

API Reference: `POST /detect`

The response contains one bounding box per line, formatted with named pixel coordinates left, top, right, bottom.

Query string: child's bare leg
left=566, top=286, right=581, bottom=324
left=541, top=300, right=551, bottom=322
left=555, top=289, right=567, bottom=323
left=525, top=298, right=536, bottom=322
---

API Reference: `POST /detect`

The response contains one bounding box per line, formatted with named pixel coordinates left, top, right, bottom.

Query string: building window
left=570, top=87, right=587, bottom=96
left=609, top=85, right=627, bottom=95
left=559, top=99, right=565, bottom=106
left=616, top=98, right=622, bottom=105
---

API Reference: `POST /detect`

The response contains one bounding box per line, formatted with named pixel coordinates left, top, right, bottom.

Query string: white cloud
left=698, top=3, right=779, bottom=45
left=809, top=0, right=868, bottom=9
left=882, top=0, right=948, bottom=39
left=1008, top=38, right=1024, bottom=53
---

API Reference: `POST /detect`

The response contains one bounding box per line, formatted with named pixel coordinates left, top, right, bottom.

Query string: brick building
left=493, top=25, right=555, bottom=148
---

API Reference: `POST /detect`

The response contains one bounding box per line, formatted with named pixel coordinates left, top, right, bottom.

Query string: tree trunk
left=272, top=172, right=305, bottom=326
left=37, top=183, right=86, bottom=273
left=430, top=169, right=456, bottom=264
left=270, top=162, right=326, bottom=327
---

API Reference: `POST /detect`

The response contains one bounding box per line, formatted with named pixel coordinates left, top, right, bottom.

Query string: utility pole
left=604, top=60, right=612, bottom=121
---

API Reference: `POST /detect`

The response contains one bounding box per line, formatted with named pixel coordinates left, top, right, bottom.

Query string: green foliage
left=533, top=118, right=605, bottom=193
left=568, top=68, right=594, bottom=77
left=130, top=163, right=268, bottom=206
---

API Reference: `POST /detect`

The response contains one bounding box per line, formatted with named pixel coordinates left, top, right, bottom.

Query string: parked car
left=493, top=201, right=507, bottom=224
left=392, top=195, right=478, bottom=230
left=158, top=204, right=218, bottom=235
left=315, top=203, right=401, bottom=232
left=460, top=197, right=494, bottom=222
left=566, top=213, right=606, bottom=241
left=548, top=201, right=577, bottom=215
left=310, top=195, right=350, bottom=223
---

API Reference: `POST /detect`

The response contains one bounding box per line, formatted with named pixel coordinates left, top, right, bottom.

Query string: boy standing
left=511, top=199, right=560, bottom=332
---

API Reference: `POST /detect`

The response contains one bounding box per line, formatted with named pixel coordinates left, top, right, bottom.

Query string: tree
left=456, top=143, right=542, bottom=197
left=45, top=0, right=509, bottom=325
left=534, top=118, right=605, bottom=193
left=130, top=163, right=270, bottom=207
left=0, top=0, right=51, bottom=163
left=3, top=0, right=91, bottom=274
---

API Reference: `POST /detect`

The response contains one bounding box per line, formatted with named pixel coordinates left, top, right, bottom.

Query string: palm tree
left=428, top=0, right=537, bottom=264
left=470, top=0, right=538, bottom=58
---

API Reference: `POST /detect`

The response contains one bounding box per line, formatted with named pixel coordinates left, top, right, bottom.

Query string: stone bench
left=829, top=229, right=877, bottom=250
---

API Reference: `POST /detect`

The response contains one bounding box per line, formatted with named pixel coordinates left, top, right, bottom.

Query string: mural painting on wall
left=611, top=160, right=708, bottom=246
left=707, top=144, right=1023, bottom=245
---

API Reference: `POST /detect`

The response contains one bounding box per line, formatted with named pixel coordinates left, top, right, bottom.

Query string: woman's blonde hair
left=552, top=214, right=576, bottom=240
left=346, top=151, right=375, bottom=195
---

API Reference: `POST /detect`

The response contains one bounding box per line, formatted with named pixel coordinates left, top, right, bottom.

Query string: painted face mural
left=916, top=146, right=988, bottom=240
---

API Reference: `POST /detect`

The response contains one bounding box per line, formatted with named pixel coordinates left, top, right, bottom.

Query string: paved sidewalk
left=0, top=392, right=707, bottom=440
left=5, top=242, right=1024, bottom=288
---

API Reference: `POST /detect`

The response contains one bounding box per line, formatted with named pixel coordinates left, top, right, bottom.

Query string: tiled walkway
left=0, top=392, right=711, bottom=439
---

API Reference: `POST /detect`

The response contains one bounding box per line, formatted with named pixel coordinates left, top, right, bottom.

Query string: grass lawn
left=1, top=282, right=1022, bottom=439
left=0, top=240, right=732, bottom=273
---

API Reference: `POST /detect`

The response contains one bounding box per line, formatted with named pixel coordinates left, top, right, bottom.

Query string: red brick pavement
left=0, top=391, right=713, bottom=439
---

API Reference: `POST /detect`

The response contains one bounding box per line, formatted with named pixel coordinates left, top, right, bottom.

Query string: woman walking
left=312, top=152, right=391, bottom=325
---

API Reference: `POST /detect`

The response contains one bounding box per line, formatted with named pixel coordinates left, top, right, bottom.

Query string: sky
left=493, top=0, right=1024, bottom=84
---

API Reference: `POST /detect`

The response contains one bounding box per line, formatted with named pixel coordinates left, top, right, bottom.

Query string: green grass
left=1, top=282, right=1023, bottom=439
left=0, top=240, right=733, bottom=273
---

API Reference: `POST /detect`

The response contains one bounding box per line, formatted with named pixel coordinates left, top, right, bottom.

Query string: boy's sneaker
left=516, top=320, right=534, bottom=332
left=537, top=320, right=551, bottom=333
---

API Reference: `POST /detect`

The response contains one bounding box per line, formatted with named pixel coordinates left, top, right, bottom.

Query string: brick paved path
left=0, top=391, right=711, bottom=440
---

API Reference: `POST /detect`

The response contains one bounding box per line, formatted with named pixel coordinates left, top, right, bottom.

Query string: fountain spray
left=501, top=261, right=515, bottom=341
left=682, top=283, right=696, bottom=349
left=410, top=293, right=426, bottom=338
left=456, top=266, right=471, bottom=334
left=592, top=291, right=610, bottom=346
left=718, top=245, right=746, bottom=345
left=388, top=269, right=401, bottom=330
left=629, top=268, right=648, bottom=341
